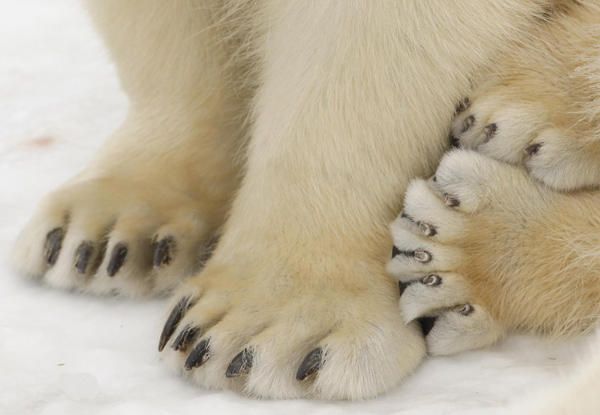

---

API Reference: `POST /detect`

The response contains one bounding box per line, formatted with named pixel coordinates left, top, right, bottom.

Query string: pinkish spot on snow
left=26, top=135, right=56, bottom=148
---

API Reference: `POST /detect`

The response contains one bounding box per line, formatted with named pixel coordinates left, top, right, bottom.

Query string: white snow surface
left=0, top=1, right=593, bottom=414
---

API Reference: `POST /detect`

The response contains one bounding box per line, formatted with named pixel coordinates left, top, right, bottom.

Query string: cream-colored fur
left=388, top=0, right=600, bottom=356
left=451, top=1, right=600, bottom=191
left=387, top=3, right=600, bottom=411
left=12, top=0, right=596, bottom=402
left=510, top=331, right=600, bottom=415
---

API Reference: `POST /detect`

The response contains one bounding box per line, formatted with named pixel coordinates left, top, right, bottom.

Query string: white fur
left=511, top=331, right=600, bottom=415
left=13, top=0, right=598, bottom=403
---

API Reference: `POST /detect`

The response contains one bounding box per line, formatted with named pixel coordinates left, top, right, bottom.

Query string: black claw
left=461, top=115, right=475, bottom=133
left=449, top=133, right=460, bottom=148
left=74, top=241, right=94, bottom=275
left=154, top=236, right=176, bottom=268
left=400, top=210, right=416, bottom=223
left=107, top=243, right=127, bottom=277
left=422, top=274, right=442, bottom=287
left=226, top=348, right=254, bottom=378
left=483, top=123, right=497, bottom=142
left=524, top=143, right=542, bottom=156
left=455, top=97, right=470, bottom=115
left=171, top=325, right=200, bottom=352
left=297, top=348, right=323, bottom=381
left=418, top=222, right=437, bottom=237
left=392, top=247, right=430, bottom=262
left=458, top=304, right=474, bottom=316
left=414, top=249, right=432, bottom=263
left=184, top=339, right=211, bottom=370
left=445, top=194, right=460, bottom=207
left=418, top=317, right=437, bottom=336
left=158, top=296, right=194, bottom=352
left=44, top=228, right=64, bottom=266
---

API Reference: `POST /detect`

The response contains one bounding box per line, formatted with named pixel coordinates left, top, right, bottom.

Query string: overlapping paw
left=450, top=90, right=600, bottom=191
left=388, top=150, right=512, bottom=355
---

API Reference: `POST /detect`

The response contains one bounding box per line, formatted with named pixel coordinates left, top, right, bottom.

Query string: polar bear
left=12, top=0, right=600, bottom=401
left=388, top=0, right=600, bottom=356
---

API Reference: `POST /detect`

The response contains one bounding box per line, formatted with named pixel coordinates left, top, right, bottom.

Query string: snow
left=0, top=1, right=590, bottom=414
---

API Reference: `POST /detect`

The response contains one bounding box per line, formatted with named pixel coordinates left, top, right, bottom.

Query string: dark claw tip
left=524, top=143, right=542, bottom=157
left=459, top=304, right=474, bottom=316
left=418, top=317, right=437, bottom=336
left=418, top=222, right=437, bottom=237
left=107, top=243, right=128, bottom=277
left=455, top=97, right=470, bottom=114
left=297, top=347, right=324, bottom=381
left=74, top=241, right=94, bottom=275
left=158, top=296, right=193, bottom=352
left=449, top=133, right=460, bottom=148
left=422, top=274, right=442, bottom=287
left=154, top=236, right=176, bottom=269
left=414, top=249, right=432, bottom=263
left=172, top=325, right=200, bottom=352
left=484, top=123, right=497, bottom=141
left=184, top=339, right=211, bottom=371
left=461, top=115, right=475, bottom=133
left=445, top=194, right=460, bottom=207
left=226, top=348, right=254, bottom=378
left=45, top=227, right=64, bottom=266
left=400, top=210, right=415, bottom=223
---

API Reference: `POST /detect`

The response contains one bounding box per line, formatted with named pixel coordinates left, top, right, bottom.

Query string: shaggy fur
left=387, top=3, right=600, bottom=411
left=388, top=0, right=600, bottom=355
left=11, top=0, right=600, bottom=404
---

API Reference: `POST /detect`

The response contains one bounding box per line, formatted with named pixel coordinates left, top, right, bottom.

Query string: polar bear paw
left=13, top=176, right=214, bottom=297
left=385, top=150, right=539, bottom=355
left=156, top=245, right=425, bottom=399
left=450, top=88, right=600, bottom=191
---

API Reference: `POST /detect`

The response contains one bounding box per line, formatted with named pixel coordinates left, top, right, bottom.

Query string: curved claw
left=455, top=97, right=470, bottom=115
left=44, top=228, right=64, bottom=266
left=184, top=339, right=211, bottom=370
left=171, top=325, right=200, bottom=352
left=107, top=243, right=128, bottom=277
left=296, top=347, right=323, bottom=381
left=154, top=236, right=176, bottom=268
left=444, top=194, right=460, bottom=207
left=158, top=296, right=194, bottom=352
left=524, top=143, right=542, bottom=156
left=226, top=348, right=253, bottom=378
left=74, top=241, right=94, bottom=275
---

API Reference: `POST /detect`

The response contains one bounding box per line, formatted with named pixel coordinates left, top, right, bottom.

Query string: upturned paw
left=385, top=150, right=538, bottom=355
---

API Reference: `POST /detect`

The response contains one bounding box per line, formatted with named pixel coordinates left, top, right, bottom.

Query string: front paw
left=158, top=246, right=426, bottom=399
